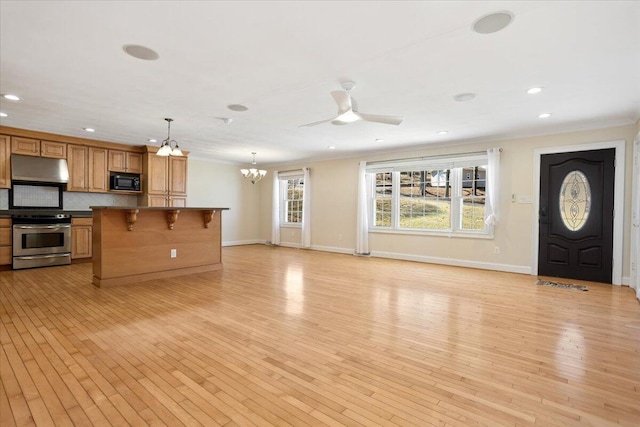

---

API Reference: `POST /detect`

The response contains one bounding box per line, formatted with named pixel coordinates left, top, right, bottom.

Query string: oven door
left=13, top=224, right=71, bottom=257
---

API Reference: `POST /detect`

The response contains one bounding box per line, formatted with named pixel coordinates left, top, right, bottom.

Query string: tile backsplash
left=63, top=192, right=138, bottom=210
left=0, top=189, right=8, bottom=210
left=13, top=184, right=61, bottom=207
left=0, top=187, right=137, bottom=211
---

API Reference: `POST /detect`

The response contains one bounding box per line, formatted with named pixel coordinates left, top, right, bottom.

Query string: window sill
left=369, top=228, right=494, bottom=239
left=281, top=223, right=302, bottom=229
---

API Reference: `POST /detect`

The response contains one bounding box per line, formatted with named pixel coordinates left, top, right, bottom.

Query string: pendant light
left=157, top=118, right=183, bottom=156
left=240, top=152, right=267, bottom=184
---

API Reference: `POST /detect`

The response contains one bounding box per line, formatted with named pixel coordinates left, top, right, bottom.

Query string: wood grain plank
left=1, top=245, right=639, bottom=426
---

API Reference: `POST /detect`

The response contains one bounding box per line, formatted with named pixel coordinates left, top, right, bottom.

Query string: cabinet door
left=147, top=154, right=168, bottom=194
left=147, top=194, right=168, bottom=207
left=89, top=148, right=109, bottom=192
left=169, top=197, right=186, bottom=207
left=169, top=156, right=187, bottom=195
left=67, top=145, right=88, bottom=191
left=108, top=150, right=126, bottom=172
left=71, top=225, right=92, bottom=259
left=126, top=152, right=142, bottom=173
left=11, top=137, right=40, bottom=156
left=41, top=141, right=67, bottom=158
left=0, top=135, right=10, bottom=189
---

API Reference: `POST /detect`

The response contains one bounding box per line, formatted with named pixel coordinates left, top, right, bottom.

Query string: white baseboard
left=222, top=239, right=266, bottom=247
left=621, top=276, right=630, bottom=286
left=371, top=250, right=532, bottom=275
left=310, top=244, right=354, bottom=255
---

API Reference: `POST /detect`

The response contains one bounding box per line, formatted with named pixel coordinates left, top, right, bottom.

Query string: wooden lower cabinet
left=0, top=218, right=12, bottom=265
left=71, top=218, right=92, bottom=259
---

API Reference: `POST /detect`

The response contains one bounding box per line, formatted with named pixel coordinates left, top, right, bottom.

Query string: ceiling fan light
left=336, top=110, right=360, bottom=123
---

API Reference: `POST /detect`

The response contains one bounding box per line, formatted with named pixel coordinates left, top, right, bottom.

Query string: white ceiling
left=1, top=1, right=639, bottom=167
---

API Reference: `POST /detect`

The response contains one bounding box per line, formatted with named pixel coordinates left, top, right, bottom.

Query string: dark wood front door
left=538, top=149, right=615, bottom=283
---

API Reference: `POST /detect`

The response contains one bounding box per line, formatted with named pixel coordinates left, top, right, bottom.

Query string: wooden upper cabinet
left=0, top=135, right=10, bottom=189
left=89, top=147, right=108, bottom=193
left=67, top=145, right=88, bottom=191
left=169, top=156, right=187, bottom=195
left=126, top=152, right=142, bottom=173
left=108, top=150, right=126, bottom=172
left=109, top=150, right=142, bottom=173
left=11, top=137, right=40, bottom=156
left=40, top=141, right=66, bottom=158
left=11, top=138, right=65, bottom=158
left=146, top=154, right=168, bottom=195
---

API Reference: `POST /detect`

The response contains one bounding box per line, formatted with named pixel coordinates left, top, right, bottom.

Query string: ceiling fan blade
left=356, top=112, right=404, bottom=126
left=299, top=117, right=338, bottom=127
left=330, top=91, right=352, bottom=114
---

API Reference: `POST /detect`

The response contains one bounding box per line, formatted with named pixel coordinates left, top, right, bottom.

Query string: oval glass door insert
left=559, top=170, right=591, bottom=231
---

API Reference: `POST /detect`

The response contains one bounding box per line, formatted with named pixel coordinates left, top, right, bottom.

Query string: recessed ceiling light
left=472, top=11, right=514, bottom=34
left=538, top=113, right=551, bottom=119
left=327, top=146, right=336, bottom=150
left=227, top=104, right=248, bottom=112
left=527, top=87, right=543, bottom=94
left=148, top=138, right=157, bottom=143
left=453, top=92, right=476, bottom=102
left=0, top=112, right=7, bottom=117
left=83, top=128, right=95, bottom=132
left=437, top=131, right=448, bottom=135
left=122, top=44, right=159, bottom=61
left=375, top=138, right=385, bottom=143
left=3, top=94, right=20, bottom=101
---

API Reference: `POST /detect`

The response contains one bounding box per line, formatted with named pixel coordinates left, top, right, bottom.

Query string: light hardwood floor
left=1, top=245, right=639, bottom=426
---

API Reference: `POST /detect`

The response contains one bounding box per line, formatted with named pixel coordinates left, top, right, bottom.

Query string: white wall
left=255, top=124, right=637, bottom=282
left=187, top=159, right=261, bottom=245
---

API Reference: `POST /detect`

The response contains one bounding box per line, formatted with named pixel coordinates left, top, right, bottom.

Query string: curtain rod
left=277, top=167, right=306, bottom=174
left=366, top=148, right=502, bottom=166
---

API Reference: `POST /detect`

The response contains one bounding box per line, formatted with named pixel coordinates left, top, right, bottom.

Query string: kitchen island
left=91, top=206, right=228, bottom=287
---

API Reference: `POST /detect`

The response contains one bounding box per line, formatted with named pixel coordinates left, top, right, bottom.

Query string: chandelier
left=240, top=152, right=267, bottom=184
left=157, top=118, right=183, bottom=157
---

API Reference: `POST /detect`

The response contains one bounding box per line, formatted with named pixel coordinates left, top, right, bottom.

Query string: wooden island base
left=92, top=207, right=228, bottom=287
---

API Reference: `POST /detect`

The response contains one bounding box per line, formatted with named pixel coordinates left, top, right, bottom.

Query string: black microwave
left=110, top=172, right=141, bottom=191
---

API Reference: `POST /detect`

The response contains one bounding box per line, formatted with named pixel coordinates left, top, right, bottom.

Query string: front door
left=538, top=149, right=615, bottom=283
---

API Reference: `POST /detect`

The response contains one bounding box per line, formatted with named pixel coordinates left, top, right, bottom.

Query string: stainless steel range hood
left=11, top=154, right=69, bottom=184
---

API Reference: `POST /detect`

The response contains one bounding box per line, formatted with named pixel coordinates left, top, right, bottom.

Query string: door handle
left=539, top=207, right=550, bottom=224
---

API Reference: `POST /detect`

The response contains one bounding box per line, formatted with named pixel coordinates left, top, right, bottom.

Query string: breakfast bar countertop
left=90, top=206, right=229, bottom=211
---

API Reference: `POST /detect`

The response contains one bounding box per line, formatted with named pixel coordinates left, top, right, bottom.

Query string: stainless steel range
left=12, top=213, right=72, bottom=269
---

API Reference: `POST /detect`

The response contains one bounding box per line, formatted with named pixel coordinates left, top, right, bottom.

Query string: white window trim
left=279, top=173, right=304, bottom=226
left=368, top=158, right=492, bottom=237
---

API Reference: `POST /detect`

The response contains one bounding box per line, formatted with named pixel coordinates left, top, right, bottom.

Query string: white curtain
left=301, top=167, right=311, bottom=248
left=485, top=148, right=501, bottom=226
left=271, top=170, right=280, bottom=245
left=355, top=161, right=370, bottom=255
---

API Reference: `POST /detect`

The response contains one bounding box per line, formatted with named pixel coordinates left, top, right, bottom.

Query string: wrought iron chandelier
left=156, top=118, right=183, bottom=157
left=240, top=152, right=267, bottom=184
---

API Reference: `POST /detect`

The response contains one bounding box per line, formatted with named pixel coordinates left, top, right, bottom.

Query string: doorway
left=531, top=140, right=625, bottom=285
left=538, top=149, right=614, bottom=283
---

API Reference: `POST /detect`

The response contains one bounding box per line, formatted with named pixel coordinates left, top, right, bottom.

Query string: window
left=282, top=177, right=304, bottom=224
left=369, top=154, right=490, bottom=235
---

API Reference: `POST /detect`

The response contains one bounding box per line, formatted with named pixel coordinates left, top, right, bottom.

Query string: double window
left=368, top=153, right=490, bottom=235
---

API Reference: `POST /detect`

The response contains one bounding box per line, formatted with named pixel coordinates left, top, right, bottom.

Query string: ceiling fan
left=300, top=81, right=403, bottom=127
